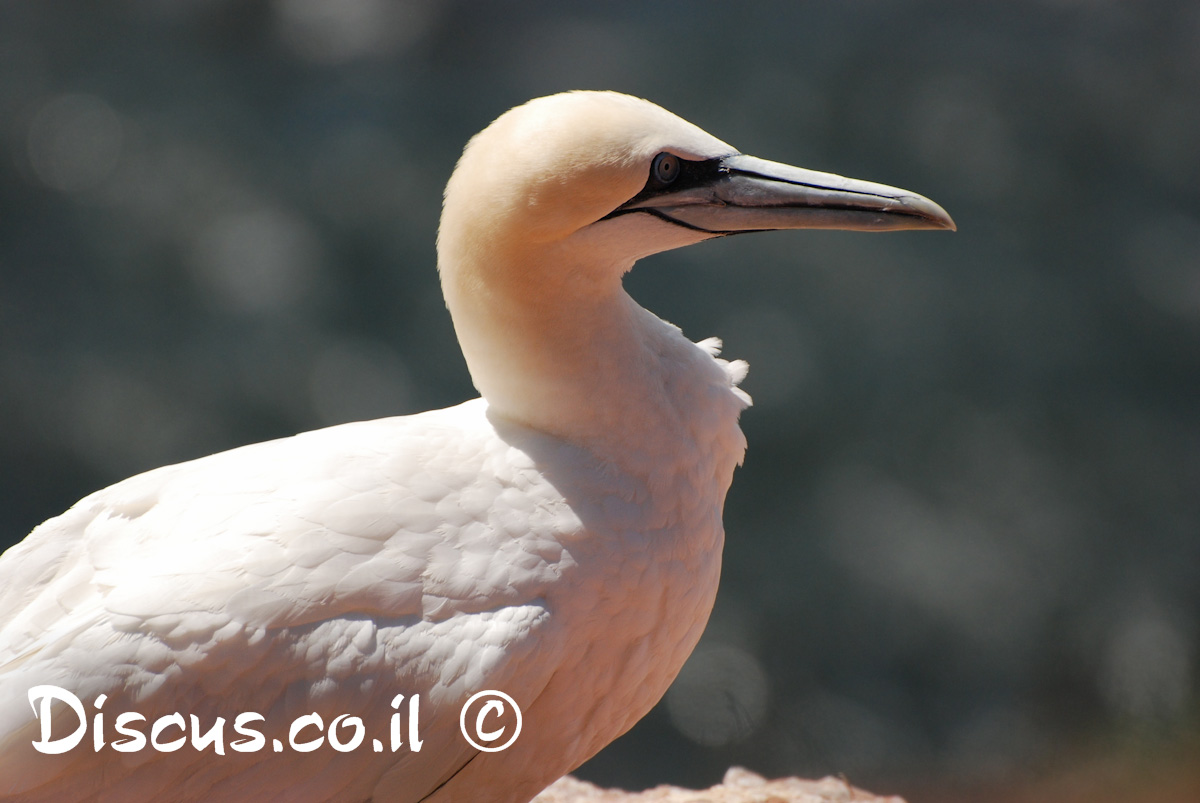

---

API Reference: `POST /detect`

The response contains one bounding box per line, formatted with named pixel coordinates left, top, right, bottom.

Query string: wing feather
left=0, top=399, right=588, bottom=801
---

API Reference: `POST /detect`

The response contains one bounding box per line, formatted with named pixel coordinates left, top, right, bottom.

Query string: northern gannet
left=0, top=91, right=953, bottom=802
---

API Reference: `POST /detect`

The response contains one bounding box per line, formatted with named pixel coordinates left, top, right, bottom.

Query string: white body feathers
left=0, top=330, right=748, bottom=801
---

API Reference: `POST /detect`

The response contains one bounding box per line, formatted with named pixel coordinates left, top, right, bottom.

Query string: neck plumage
left=440, top=242, right=749, bottom=485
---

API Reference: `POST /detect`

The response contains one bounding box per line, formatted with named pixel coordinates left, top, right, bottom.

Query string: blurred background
left=1, top=1, right=1197, bottom=800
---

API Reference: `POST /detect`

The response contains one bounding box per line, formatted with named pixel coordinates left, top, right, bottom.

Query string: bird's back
left=1, top=400, right=563, bottom=798
left=0, top=378, right=735, bottom=801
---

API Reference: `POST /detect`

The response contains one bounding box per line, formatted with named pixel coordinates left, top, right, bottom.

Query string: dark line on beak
left=600, top=206, right=728, bottom=234
left=603, top=200, right=937, bottom=232
left=724, top=167, right=906, bottom=203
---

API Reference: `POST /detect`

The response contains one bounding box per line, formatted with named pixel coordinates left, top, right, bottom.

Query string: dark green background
left=2, top=2, right=1197, bottom=800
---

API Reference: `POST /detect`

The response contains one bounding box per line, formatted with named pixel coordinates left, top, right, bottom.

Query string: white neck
left=440, top=239, right=749, bottom=484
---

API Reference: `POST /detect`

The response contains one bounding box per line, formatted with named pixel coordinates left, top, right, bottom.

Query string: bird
left=0, top=91, right=953, bottom=802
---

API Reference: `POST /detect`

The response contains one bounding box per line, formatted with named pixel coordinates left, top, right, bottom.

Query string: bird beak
left=616, top=153, right=956, bottom=234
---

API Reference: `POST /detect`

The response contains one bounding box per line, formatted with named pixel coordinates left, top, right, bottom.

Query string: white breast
left=0, top=328, right=745, bottom=802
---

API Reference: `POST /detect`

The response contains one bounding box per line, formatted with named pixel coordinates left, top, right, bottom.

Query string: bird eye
left=652, top=152, right=680, bottom=185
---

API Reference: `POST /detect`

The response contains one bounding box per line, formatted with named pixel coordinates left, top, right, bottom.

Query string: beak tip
left=933, top=203, right=957, bottom=232
left=903, top=195, right=956, bottom=232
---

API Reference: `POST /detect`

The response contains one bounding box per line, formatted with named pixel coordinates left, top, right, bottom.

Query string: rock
left=532, top=767, right=906, bottom=803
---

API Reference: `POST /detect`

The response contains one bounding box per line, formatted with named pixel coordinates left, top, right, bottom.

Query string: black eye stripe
left=600, top=156, right=726, bottom=222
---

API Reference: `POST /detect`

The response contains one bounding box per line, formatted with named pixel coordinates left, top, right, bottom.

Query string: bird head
left=435, top=91, right=954, bottom=438
left=438, top=90, right=954, bottom=296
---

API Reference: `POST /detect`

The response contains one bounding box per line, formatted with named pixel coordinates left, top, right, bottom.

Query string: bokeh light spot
left=189, top=207, right=323, bottom=314
left=667, top=643, right=769, bottom=747
left=27, top=93, right=124, bottom=193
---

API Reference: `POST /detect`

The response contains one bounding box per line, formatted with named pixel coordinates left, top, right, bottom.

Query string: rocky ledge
left=533, top=767, right=905, bottom=803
